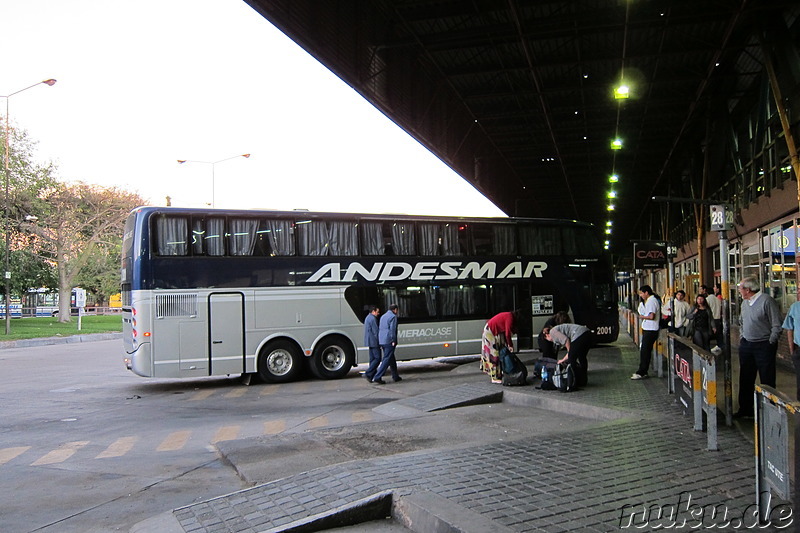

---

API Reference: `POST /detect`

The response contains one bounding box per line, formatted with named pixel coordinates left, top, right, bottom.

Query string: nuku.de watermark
left=619, top=491, right=793, bottom=529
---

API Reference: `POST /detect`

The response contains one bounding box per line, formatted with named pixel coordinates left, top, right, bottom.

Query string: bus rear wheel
left=257, top=340, right=302, bottom=383
left=309, top=336, right=354, bottom=380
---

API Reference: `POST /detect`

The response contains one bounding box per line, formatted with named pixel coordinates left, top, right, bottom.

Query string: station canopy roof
left=245, top=0, right=797, bottom=253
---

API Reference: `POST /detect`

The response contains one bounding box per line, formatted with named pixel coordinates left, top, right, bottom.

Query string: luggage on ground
left=500, top=348, right=528, bottom=386
left=552, top=362, right=576, bottom=392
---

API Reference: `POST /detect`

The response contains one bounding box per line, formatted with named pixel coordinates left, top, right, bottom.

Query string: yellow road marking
left=259, top=385, right=279, bottom=396
left=308, top=416, right=328, bottom=428
left=0, top=447, right=30, bottom=466
left=352, top=411, right=371, bottom=423
left=211, top=426, right=240, bottom=443
left=263, top=420, right=286, bottom=435
left=156, top=431, right=191, bottom=451
left=31, top=441, right=89, bottom=466
left=189, top=389, right=216, bottom=401
left=96, top=437, right=138, bottom=459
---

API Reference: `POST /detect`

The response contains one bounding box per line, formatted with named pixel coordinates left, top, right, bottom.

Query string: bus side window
left=520, top=226, right=560, bottom=255
left=261, top=219, right=295, bottom=256
left=493, top=225, right=516, bottom=255
left=456, top=223, right=471, bottom=255
left=489, top=284, right=515, bottom=315
left=229, top=218, right=259, bottom=256
left=472, top=224, right=492, bottom=256
left=329, top=220, right=359, bottom=256
left=418, top=223, right=441, bottom=255
left=359, top=222, right=384, bottom=256
left=561, top=227, right=579, bottom=256
left=206, top=218, right=226, bottom=256
left=191, top=218, right=205, bottom=255
left=390, top=222, right=416, bottom=255
left=297, top=220, right=329, bottom=256
left=438, top=285, right=483, bottom=316
left=155, top=216, right=188, bottom=256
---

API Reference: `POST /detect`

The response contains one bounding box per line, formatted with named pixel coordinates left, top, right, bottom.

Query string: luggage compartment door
left=208, top=292, right=246, bottom=375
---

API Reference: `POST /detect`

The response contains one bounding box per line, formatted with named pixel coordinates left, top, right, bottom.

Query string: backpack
left=499, top=347, right=528, bottom=386
left=552, top=363, right=576, bottom=392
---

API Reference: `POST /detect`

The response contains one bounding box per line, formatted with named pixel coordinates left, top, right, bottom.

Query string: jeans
left=373, top=343, right=399, bottom=381
left=637, top=330, right=659, bottom=376
left=364, top=346, right=381, bottom=380
left=737, top=338, right=777, bottom=414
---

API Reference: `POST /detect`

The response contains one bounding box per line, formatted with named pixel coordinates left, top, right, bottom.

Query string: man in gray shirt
left=735, top=276, right=782, bottom=418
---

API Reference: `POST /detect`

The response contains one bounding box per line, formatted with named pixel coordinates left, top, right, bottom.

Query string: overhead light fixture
left=607, top=191, right=617, bottom=199
left=605, top=228, right=612, bottom=234
left=607, top=204, right=615, bottom=211
left=611, top=138, right=623, bottom=150
left=606, top=220, right=613, bottom=226
left=614, top=84, right=630, bottom=99
left=609, top=174, right=619, bottom=183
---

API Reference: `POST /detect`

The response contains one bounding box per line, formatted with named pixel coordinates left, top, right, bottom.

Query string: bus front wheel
left=257, top=340, right=302, bottom=383
left=309, top=336, right=354, bottom=380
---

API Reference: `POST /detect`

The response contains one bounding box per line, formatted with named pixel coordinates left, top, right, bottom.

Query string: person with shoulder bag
left=481, top=309, right=522, bottom=384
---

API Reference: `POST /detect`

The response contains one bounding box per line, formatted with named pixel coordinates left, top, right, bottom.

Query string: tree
left=2, top=118, right=59, bottom=307
left=74, top=241, right=123, bottom=306
left=20, top=182, right=144, bottom=322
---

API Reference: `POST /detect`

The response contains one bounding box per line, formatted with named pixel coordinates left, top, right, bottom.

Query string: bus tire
left=257, top=340, right=302, bottom=383
left=309, top=336, right=354, bottom=380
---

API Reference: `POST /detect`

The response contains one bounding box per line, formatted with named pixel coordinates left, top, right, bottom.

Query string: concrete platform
left=131, top=331, right=796, bottom=532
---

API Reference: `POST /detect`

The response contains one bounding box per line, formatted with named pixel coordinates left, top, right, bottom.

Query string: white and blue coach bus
left=122, top=207, right=618, bottom=382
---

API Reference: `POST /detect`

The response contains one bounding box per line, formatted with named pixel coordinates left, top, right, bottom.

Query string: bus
left=122, top=207, right=618, bottom=382
left=22, top=288, right=87, bottom=317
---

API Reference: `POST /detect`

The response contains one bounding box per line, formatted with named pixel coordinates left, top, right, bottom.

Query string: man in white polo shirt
left=632, top=285, right=660, bottom=380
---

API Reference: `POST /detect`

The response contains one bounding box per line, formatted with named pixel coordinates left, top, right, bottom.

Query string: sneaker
left=371, top=379, right=386, bottom=385
left=630, top=373, right=648, bottom=380
left=392, top=377, right=402, bottom=382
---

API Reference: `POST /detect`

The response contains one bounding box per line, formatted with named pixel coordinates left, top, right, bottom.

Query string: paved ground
left=130, top=332, right=797, bottom=533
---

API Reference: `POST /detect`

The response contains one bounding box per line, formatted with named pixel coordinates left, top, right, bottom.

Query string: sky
left=3, top=0, right=506, bottom=218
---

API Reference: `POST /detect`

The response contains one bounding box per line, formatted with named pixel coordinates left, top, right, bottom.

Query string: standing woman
left=481, top=309, right=522, bottom=384
left=687, top=294, right=715, bottom=350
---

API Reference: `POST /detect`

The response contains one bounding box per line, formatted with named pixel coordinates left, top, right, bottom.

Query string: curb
left=0, top=332, right=122, bottom=350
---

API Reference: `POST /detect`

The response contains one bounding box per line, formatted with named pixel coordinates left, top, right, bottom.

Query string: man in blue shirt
left=362, top=305, right=381, bottom=381
left=372, top=304, right=401, bottom=384
left=781, top=287, right=800, bottom=401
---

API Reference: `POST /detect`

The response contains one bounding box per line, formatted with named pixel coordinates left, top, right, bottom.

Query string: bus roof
left=128, top=206, right=595, bottom=228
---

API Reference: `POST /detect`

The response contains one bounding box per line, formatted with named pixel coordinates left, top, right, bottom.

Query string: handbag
left=552, top=363, right=576, bottom=392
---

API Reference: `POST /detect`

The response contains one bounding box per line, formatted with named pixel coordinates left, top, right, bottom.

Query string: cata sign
left=633, top=241, right=667, bottom=269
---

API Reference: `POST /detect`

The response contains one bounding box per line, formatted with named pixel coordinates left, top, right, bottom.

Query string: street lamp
left=177, top=153, right=250, bottom=208
left=2, top=78, right=57, bottom=334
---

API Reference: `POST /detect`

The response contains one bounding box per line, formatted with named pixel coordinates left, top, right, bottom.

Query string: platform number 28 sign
left=710, top=204, right=734, bottom=231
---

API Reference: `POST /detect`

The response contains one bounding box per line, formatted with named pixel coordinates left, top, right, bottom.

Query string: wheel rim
left=320, top=345, right=345, bottom=372
left=266, top=349, right=293, bottom=376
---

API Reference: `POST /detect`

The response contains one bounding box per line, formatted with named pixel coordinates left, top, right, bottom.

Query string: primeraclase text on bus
left=122, top=207, right=618, bottom=382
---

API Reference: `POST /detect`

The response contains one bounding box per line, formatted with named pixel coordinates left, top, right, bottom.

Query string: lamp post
left=2, top=79, right=56, bottom=334
left=177, top=153, right=250, bottom=208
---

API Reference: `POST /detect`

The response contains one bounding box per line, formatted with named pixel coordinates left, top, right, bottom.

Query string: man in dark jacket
left=372, top=304, right=401, bottom=384
left=362, top=305, right=381, bottom=381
